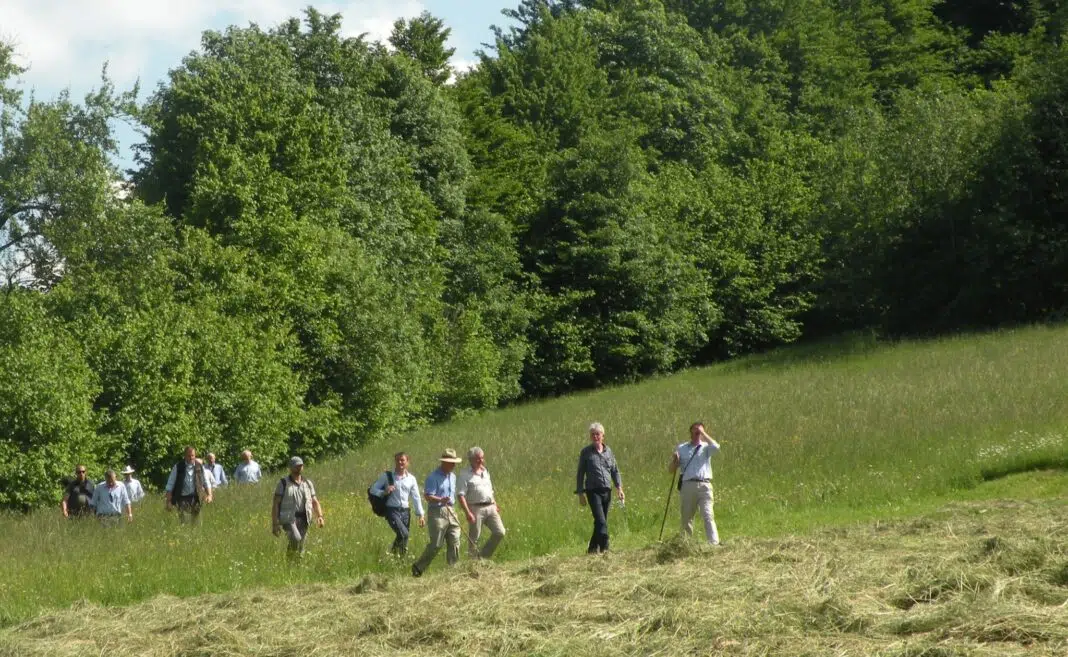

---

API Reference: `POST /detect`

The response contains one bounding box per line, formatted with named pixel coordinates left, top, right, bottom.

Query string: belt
left=684, top=478, right=711, bottom=483
left=471, top=501, right=495, bottom=506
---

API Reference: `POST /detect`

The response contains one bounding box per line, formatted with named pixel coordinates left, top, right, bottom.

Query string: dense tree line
left=2, top=0, right=1066, bottom=507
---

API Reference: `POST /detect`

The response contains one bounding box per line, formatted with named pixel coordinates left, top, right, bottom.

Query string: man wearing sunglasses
left=61, top=465, right=95, bottom=519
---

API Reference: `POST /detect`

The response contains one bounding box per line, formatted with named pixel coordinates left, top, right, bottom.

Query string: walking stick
left=658, top=471, right=677, bottom=541
left=445, top=505, right=481, bottom=557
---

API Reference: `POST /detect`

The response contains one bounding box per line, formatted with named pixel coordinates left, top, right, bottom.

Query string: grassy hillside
left=1, top=326, right=1067, bottom=625
left=2, top=480, right=1065, bottom=656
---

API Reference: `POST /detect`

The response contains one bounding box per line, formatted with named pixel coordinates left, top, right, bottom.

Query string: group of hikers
left=60, top=421, right=722, bottom=573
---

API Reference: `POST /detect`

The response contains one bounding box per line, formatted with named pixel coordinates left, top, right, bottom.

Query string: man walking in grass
left=233, top=450, right=262, bottom=483
left=457, top=446, right=506, bottom=559
left=576, top=422, right=625, bottom=554
left=121, top=466, right=145, bottom=503
left=91, top=469, right=133, bottom=525
left=370, top=452, right=425, bottom=556
left=61, top=464, right=95, bottom=519
left=165, top=446, right=213, bottom=524
left=272, top=456, right=325, bottom=560
left=205, top=452, right=228, bottom=487
left=670, top=422, right=721, bottom=545
left=412, top=449, right=463, bottom=577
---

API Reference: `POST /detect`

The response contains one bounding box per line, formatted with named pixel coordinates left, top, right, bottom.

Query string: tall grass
left=2, top=324, right=1067, bottom=624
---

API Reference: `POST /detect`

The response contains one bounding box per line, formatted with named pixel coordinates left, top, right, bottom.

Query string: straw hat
left=438, top=449, right=462, bottom=463
left=121, top=465, right=136, bottom=475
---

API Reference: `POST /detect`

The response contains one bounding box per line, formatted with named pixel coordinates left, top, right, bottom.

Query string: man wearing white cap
left=272, top=456, right=325, bottom=559
left=121, top=466, right=145, bottom=503
left=411, top=449, right=463, bottom=577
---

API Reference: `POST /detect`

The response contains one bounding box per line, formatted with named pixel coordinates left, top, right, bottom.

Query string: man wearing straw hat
left=411, top=449, right=463, bottom=577
left=121, top=465, right=145, bottom=503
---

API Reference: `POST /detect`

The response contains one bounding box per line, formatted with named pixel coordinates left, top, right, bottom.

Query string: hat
left=438, top=449, right=462, bottom=463
left=288, top=456, right=304, bottom=468
left=121, top=466, right=135, bottom=474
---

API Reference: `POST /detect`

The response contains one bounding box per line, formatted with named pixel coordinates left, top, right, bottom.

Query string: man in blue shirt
left=165, top=446, right=213, bottom=524
left=370, top=452, right=426, bottom=556
left=670, top=422, right=721, bottom=545
left=233, top=450, right=262, bottom=483
left=411, top=449, right=463, bottom=577
left=206, top=453, right=228, bottom=487
left=91, top=469, right=133, bottom=525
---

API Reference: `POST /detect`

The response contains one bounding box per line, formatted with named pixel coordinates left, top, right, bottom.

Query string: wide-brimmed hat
left=438, top=449, right=462, bottom=463
left=288, top=456, right=304, bottom=468
left=121, top=466, right=135, bottom=475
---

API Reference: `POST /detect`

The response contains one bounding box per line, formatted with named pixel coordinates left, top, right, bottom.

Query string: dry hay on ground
left=1, top=498, right=1066, bottom=656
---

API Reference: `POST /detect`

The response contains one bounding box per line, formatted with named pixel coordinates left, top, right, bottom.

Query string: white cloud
left=1, top=0, right=428, bottom=95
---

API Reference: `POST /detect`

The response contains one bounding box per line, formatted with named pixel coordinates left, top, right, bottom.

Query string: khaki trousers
left=680, top=480, right=719, bottom=544
left=414, top=506, right=460, bottom=573
left=467, top=504, right=506, bottom=559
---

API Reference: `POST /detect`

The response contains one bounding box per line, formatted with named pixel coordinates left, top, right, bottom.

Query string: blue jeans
left=586, top=488, right=611, bottom=553
left=385, top=506, right=411, bottom=554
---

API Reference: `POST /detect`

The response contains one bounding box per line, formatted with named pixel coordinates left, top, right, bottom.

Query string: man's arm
left=410, top=479, right=425, bottom=518
left=311, top=496, right=325, bottom=528
left=271, top=493, right=282, bottom=535
left=61, top=492, right=70, bottom=518
left=164, top=466, right=177, bottom=509
left=669, top=450, right=680, bottom=473
left=457, top=471, right=474, bottom=522
left=218, top=467, right=228, bottom=487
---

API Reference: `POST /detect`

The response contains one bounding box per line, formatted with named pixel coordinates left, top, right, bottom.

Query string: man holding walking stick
left=670, top=422, right=721, bottom=545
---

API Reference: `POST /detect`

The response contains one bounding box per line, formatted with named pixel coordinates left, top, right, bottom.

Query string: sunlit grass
left=1, top=324, right=1067, bottom=624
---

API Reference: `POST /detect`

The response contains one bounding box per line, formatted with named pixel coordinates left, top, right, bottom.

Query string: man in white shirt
left=92, top=469, right=133, bottom=524
left=121, top=466, right=145, bottom=503
left=457, top=446, right=506, bottom=559
left=370, top=452, right=425, bottom=555
left=670, top=422, right=722, bottom=545
left=206, top=452, right=228, bottom=487
left=233, top=450, right=262, bottom=483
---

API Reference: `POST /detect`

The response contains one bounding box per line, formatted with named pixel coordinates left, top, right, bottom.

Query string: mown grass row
left=1, top=325, right=1067, bottom=624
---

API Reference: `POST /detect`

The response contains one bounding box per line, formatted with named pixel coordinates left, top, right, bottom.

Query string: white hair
left=467, top=446, right=484, bottom=460
left=588, top=422, right=605, bottom=434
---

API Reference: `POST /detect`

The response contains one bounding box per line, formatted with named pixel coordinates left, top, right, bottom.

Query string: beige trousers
left=680, top=480, right=719, bottom=544
left=414, top=506, right=460, bottom=573
left=467, top=504, right=506, bottom=559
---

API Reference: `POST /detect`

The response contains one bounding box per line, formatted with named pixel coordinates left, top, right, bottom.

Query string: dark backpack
left=367, top=470, right=395, bottom=517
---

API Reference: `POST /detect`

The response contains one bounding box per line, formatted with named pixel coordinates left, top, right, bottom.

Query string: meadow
left=1, top=325, right=1067, bottom=627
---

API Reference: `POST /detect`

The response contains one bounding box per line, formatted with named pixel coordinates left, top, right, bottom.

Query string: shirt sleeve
left=576, top=450, right=586, bottom=494
left=274, top=479, right=286, bottom=497
left=218, top=467, right=228, bottom=486
left=410, top=478, right=424, bottom=516
left=456, top=469, right=470, bottom=497
left=609, top=449, right=622, bottom=488
left=165, top=466, right=177, bottom=493
left=307, top=480, right=317, bottom=499
left=120, top=486, right=131, bottom=508
left=90, top=484, right=102, bottom=509
left=370, top=472, right=389, bottom=495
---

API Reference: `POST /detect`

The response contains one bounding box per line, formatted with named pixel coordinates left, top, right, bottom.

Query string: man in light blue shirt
left=234, top=450, right=262, bottom=483
left=165, top=446, right=213, bottom=524
left=412, top=449, right=462, bottom=577
left=670, top=422, right=722, bottom=545
left=92, top=469, right=133, bottom=524
left=206, top=453, right=228, bottom=487
left=121, top=466, right=145, bottom=503
left=370, top=452, right=426, bottom=555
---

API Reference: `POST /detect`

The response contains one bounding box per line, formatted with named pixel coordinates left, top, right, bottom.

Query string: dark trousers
left=385, top=506, right=411, bottom=554
left=586, top=488, right=612, bottom=554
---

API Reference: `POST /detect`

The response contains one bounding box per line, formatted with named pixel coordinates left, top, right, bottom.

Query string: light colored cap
left=439, top=449, right=462, bottom=463
left=288, top=456, right=304, bottom=468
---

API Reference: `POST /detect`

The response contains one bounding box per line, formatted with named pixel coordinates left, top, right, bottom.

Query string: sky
left=1, top=0, right=517, bottom=167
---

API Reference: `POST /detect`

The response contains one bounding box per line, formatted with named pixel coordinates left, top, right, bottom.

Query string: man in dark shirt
left=575, top=422, right=625, bottom=553
left=61, top=465, right=95, bottom=518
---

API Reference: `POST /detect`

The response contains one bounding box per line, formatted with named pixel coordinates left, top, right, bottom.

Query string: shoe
left=411, top=563, right=422, bottom=578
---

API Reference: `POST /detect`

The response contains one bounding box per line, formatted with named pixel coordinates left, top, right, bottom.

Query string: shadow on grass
left=979, top=458, right=1068, bottom=482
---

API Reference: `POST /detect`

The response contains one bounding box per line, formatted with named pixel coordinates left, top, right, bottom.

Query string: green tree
left=390, top=11, right=456, bottom=85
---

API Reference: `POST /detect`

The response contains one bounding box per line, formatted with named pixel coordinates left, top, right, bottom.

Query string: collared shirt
left=274, top=476, right=316, bottom=511
left=676, top=440, right=720, bottom=481
left=457, top=466, right=495, bottom=505
left=423, top=468, right=455, bottom=507
left=371, top=470, right=424, bottom=516
left=576, top=443, right=622, bottom=493
left=165, top=461, right=209, bottom=495
left=91, top=482, right=131, bottom=516
left=208, top=463, right=227, bottom=487
left=234, top=461, right=262, bottom=483
left=124, top=478, right=145, bottom=503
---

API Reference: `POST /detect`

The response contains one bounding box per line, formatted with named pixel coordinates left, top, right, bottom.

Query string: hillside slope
left=3, top=490, right=1065, bottom=656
